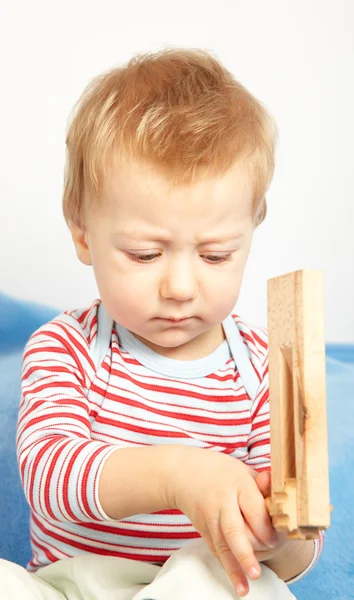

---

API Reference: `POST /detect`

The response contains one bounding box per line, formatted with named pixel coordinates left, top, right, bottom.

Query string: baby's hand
left=167, top=448, right=279, bottom=597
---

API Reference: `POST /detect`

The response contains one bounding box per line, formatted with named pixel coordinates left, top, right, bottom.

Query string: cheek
left=92, top=251, right=155, bottom=300
left=208, top=262, right=245, bottom=303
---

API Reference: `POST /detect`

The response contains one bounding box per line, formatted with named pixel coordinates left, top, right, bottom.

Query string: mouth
left=157, top=317, right=192, bottom=323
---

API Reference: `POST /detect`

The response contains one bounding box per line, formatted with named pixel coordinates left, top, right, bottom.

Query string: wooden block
left=266, top=270, right=331, bottom=540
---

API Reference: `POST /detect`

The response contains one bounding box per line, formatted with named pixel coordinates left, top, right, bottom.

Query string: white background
left=0, top=0, right=353, bottom=341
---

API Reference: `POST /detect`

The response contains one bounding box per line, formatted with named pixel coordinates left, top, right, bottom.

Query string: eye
left=127, top=252, right=161, bottom=263
left=203, top=254, right=233, bottom=264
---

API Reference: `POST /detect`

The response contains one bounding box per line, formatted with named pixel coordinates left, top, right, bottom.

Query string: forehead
left=99, top=157, right=254, bottom=230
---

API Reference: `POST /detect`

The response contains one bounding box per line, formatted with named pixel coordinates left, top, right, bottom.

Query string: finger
left=255, top=470, right=271, bottom=498
left=219, top=502, right=262, bottom=583
left=254, top=472, right=279, bottom=546
left=205, top=529, right=250, bottom=597
left=244, top=521, right=270, bottom=552
left=239, top=480, right=278, bottom=548
left=243, top=463, right=258, bottom=479
left=244, top=466, right=272, bottom=500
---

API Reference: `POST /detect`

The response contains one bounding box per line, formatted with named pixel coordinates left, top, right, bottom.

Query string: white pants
left=0, top=539, right=296, bottom=600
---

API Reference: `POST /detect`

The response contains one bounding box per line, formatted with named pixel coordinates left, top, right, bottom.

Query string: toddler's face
left=73, top=158, right=255, bottom=359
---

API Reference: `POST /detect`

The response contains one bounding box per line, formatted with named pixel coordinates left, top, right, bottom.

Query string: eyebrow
left=113, top=230, right=244, bottom=244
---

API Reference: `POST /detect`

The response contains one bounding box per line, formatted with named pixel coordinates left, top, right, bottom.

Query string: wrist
left=161, top=444, right=188, bottom=510
left=99, top=444, right=186, bottom=519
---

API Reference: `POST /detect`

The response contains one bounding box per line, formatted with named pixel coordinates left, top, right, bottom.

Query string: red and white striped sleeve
left=242, top=325, right=271, bottom=474
left=17, top=314, right=117, bottom=523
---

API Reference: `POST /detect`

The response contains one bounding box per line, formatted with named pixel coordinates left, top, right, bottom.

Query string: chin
left=147, top=330, right=195, bottom=348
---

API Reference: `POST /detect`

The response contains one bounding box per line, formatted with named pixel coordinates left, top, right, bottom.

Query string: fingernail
left=236, top=583, right=247, bottom=596
left=248, top=565, right=261, bottom=579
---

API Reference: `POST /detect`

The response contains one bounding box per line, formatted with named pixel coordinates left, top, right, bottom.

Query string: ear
left=69, top=221, right=92, bottom=266
left=254, top=197, right=267, bottom=227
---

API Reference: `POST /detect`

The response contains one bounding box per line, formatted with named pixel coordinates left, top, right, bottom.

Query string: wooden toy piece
left=266, top=270, right=331, bottom=540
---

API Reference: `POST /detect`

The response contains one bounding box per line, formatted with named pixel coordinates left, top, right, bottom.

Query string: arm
left=245, top=339, right=324, bottom=584
left=17, top=317, right=178, bottom=523
left=242, top=324, right=271, bottom=474
left=98, top=444, right=182, bottom=518
left=263, top=537, right=322, bottom=583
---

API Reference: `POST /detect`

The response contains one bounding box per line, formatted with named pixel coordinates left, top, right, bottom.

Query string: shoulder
left=23, top=300, right=101, bottom=372
left=231, top=314, right=268, bottom=359
left=230, top=313, right=268, bottom=381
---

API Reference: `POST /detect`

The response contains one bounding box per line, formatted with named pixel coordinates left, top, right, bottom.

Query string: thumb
left=255, top=470, right=271, bottom=498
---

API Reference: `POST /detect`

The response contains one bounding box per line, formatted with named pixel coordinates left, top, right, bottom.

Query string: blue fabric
left=0, top=291, right=59, bottom=354
left=0, top=292, right=352, bottom=598
left=0, top=293, right=59, bottom=567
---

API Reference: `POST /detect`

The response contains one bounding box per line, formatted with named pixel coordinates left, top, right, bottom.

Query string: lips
left=158, top=317, right=191, bottom=322
left=165, top=317, right=189, bottom=321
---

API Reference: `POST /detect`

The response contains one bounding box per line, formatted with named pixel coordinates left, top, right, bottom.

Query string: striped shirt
left=17, top=299, right=323, bottom=582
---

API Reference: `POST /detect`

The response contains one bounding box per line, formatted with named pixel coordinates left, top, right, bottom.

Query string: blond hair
left=63, top=48, right=277, bottom=226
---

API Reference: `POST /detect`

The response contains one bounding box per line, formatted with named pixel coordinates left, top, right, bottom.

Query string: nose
left=159, top=255, right=197, bottom=302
